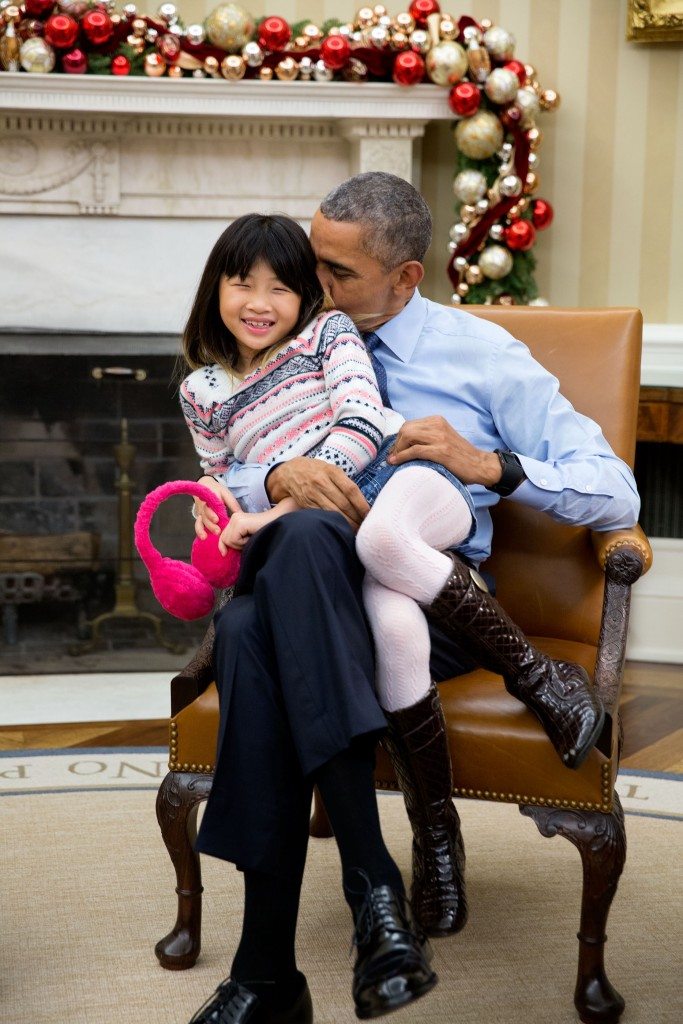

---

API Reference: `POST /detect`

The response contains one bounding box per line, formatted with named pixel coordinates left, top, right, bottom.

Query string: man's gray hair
left=319, top=172, right=433, bottom=268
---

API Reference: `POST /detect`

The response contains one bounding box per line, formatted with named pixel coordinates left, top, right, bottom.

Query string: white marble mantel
left=0, top=73, right=454, bottom=332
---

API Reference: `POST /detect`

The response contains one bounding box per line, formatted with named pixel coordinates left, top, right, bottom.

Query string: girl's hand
left=218, top=510, right=270, bottom=554
left=194, top=476, right=242, bottom=541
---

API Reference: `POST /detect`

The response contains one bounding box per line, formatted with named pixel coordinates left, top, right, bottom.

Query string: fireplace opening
left=0, top=349, right=209, bottom=674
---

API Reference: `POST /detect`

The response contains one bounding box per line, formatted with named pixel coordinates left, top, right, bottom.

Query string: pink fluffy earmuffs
left=134, top=481, right=241, bottom=620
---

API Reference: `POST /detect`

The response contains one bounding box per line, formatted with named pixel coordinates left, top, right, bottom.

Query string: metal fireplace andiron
left=71, top=366, right=184, bottom=656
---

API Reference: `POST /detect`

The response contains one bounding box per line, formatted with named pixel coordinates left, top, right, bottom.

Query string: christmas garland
left=0, top=1, right=560, bottom=305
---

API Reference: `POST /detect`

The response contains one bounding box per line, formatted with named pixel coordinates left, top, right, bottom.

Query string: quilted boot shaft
left=382, top=685, right=468, bottom=937
left=425, top=553, right=605, bottom=770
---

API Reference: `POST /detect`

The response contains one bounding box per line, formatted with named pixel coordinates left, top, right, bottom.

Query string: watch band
left=486, top=449, right=526, bottom=497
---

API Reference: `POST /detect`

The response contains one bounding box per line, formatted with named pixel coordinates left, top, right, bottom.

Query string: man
left=190, top=173, right=639, bottom=1022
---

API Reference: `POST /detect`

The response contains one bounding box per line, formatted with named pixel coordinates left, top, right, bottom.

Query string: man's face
left=310, top=211, right=404, bottom=331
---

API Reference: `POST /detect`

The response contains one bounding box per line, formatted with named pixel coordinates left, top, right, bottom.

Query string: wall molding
left=627, top=538, right=683, bottom=664
left=641, top=323, right=683, bottom=388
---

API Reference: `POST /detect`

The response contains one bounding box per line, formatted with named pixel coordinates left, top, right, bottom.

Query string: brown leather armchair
left=155, top=308, right=652, bottom=1024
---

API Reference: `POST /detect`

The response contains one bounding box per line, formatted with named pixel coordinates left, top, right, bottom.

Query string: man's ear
left=392, top=260, right=424, bottom=295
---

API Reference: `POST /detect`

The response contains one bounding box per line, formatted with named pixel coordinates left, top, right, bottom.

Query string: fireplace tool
left=71, top=366, right=184, bottom=655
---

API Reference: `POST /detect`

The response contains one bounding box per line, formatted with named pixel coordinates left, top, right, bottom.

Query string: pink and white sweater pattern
left=180, top=310, right=400, bottom=481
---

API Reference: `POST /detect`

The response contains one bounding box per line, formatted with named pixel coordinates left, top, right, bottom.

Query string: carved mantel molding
left=0, top=74, right=450, bottom=218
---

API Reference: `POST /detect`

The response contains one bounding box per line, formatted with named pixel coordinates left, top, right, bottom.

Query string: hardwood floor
left=1, top=661, right=681, bottom=772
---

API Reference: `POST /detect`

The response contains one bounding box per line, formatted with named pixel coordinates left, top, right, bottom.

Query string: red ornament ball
left=111, top=54, right=131, bottom=76
left=320, top=35, right=351, bottom=71
left=258, top=16, right=291, bottom=52
left=24, top=0, right=56, bottom=17
left=62, top=47, right=88, bottom=73
left=448, top=82, right=480, bottom=117
left=532, top=198, right=554, bottom=230
left=81, top=9, right=113, bottom=46
left=505, top=219, right=536, bottom=251
left=504, top=60, right=526, bottom=85
left=393, top=50, right=426, bottom=86
left=44, top=13, right=79, bottom=49
left=500, top=104, right=522, bottom=129
left=409, top=0, right=441, bottom=27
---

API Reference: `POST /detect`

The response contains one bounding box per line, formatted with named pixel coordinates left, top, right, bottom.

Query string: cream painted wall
left=178, top=0, right=683, bottom=317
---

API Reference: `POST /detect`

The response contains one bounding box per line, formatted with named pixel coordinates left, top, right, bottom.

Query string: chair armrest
left=591, top=525, right=652, bottom=724
left=591, top=524, right=653, bottom=581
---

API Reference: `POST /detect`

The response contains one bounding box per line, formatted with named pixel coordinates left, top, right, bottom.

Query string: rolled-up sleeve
left=490, top=335, right=640, bottom=531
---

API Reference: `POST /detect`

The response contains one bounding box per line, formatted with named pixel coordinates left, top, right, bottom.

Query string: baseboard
left=627, top=537, right=683, bottom=664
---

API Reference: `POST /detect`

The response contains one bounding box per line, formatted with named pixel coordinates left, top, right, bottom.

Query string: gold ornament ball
left=132, top=17, right=146, bottom=36
left=499, top=173, right=523, bottom=198
left=343, top=57, right=368, bottom=81
left=395, top=12, right=415, bottom=34
left=523, top=171, right=540, bottom=194
left=19, top=36, right=55, bottom=74
left=482, top=24, right=515, bottom=59
left=373, top=4, right=388, bottom=17
left=144, top=52, right=166, bottom=76
left=425, top=40, right=467, bottom=87
left=356, top=6, right=375, bottom=27
left=527, top=126, right=542, bottom=150
left=439, top=18, right=457, bottom=41
left=457, top=282, right=470, bottom=297
left=540, top=88, right=560, bottom=111
left=484, top=66, right=519, bottom=105
left=126, top=34, right=145, bottom=54
left=303, top=23, right=323, bottom=44
left=369, top=25, right=389, bottom=48
left=515, top=86, right=541, bottom=127
left=221, top=54, right=246, bottom=79
left=455, top=110, right=504, bottom=160
left=275, top=56, right=298, bottom=81
left=242, top=41, right=263, bottom=67
left=465, top=264, right=484, bottom=286
left=259, top=65, right=273, bottom=80
left=409, top=29, right=430, bottom=55
left=466, top=42, right=491, bottom=84
left=497, top=294, right=514, bottom=306
left=292, top=35, right=308, bottom=50
left=478, top=245, right=513, bottom=280
left=168, top=64, right=183, bottom=78
left=205, top=3, right=255, bottom=53
left=391, top=31, right=409, bottom=51
left=203, top=55, right=220, bottom=76
left=452, top=169, right=488, bottom=205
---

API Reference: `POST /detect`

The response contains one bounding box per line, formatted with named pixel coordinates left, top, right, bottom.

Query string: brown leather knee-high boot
left=383, top=684, right=467, bottom=937
left=426, top=553, right=605, bottom=770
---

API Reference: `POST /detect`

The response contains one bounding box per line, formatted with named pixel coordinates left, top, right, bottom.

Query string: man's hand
left=194, top=476, right=242, bottom=541
left=387, top=416, right=502, bottom=487
left=266, top=457, right=370, bottom=528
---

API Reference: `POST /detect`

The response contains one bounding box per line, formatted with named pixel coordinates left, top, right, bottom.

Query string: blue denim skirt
left=354, top=434, right=477, bottom=543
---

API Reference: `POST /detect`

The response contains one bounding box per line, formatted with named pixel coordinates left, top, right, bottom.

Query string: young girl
left=180, top=213, right=476, bottom=722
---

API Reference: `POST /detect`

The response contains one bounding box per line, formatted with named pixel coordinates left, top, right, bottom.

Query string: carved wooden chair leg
left=155, top=770, right=213, bottom=970
left=521, top=794, right=627, bottom=1024
left=309, top=785, right=334, bottom=838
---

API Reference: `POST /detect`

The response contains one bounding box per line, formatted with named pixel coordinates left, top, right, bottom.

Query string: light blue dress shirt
left=220, top=290, right=640, bottom=566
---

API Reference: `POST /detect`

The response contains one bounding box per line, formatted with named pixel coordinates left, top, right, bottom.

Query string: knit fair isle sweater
left=180, top=310, right=404, bottom=482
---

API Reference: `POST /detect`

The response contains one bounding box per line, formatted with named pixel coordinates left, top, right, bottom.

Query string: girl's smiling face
left=219, top=260, right=301, bottom=371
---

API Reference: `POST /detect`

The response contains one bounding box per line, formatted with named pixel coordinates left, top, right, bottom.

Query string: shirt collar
left=372, top=289, right=427, bottom=363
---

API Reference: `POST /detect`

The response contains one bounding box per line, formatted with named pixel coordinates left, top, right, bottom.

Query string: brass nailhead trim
left=450, top=758, right=614, bottom=814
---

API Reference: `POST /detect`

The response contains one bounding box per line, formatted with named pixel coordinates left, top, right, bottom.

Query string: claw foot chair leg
left=521, top=793, right=627, bottom=1024
left=155, top=771, right=213, bottom=970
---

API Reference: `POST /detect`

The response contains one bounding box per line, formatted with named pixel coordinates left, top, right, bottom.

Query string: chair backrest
left=468, top=307, right=642, bottom=646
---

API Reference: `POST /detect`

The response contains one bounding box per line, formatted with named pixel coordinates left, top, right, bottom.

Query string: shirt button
left=540, top=477, right=548, bottom=486
left=585, top=484, right=593, bottom=492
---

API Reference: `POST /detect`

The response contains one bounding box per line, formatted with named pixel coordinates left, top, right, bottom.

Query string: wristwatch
left=486, top=449, right=526, bottom=497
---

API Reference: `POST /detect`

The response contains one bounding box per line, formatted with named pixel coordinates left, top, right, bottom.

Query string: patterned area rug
left=1, top=750, right=680, bottom=1024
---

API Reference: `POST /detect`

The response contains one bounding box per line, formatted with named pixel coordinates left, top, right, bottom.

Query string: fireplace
left=0, top=333, right=208, bottom=672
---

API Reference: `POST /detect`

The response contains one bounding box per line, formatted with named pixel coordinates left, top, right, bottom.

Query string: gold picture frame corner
left=627, top=0, right=683, bottom=43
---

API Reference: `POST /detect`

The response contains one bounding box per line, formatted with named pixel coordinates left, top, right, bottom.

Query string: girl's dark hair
left=182, top=213, right=324, bottom=370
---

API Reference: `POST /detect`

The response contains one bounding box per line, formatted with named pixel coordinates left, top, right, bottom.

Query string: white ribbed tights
left=355, top=467, right=474, bottom=713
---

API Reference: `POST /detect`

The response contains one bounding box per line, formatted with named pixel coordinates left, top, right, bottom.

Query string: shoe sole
left=354, top=971, right=438, bottom=1020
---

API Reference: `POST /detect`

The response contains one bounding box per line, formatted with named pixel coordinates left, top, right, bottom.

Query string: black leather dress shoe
left=188, top=977, right=313, bottom=1024
left=351, top=883, right=437, bottom=1020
